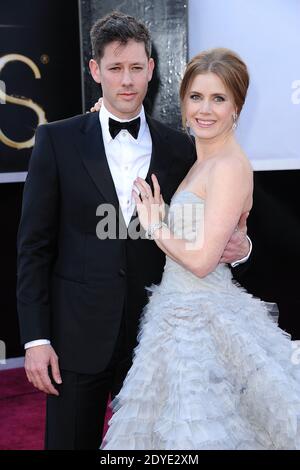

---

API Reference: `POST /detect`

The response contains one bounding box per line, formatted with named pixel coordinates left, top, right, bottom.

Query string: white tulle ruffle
left=101, top=279, right=300, bottom=450
left=101, top=191, right=300, bottom=450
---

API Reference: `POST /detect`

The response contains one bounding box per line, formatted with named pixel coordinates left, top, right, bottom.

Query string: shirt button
left=124, top=166, right=128, bottom=171
left=119, top=268, right=126, bottom=277
left=121, top=131, right=127, bottom=137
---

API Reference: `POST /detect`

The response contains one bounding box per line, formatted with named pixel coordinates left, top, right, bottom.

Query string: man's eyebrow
left=107, top=61, right=145, bottom=66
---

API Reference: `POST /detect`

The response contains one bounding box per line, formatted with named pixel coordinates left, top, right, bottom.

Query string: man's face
left=90, top=40, right=154, bottom=119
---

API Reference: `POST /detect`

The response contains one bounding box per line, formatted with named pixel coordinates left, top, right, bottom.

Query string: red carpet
left=0, top=368, right=45, bottom=450
left=0, top=367, right=111, bottom=450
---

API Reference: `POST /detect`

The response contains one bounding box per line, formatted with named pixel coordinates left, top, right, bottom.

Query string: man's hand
left=25, top=344, right=62, bottom=396
left=220, top=212, right=250, bottom=264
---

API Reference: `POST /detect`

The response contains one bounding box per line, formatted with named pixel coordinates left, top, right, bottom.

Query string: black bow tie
left=109, top=117, right=141, bottom=140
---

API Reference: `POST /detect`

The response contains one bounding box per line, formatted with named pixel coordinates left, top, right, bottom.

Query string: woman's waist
left=160, top=259, right=233, bottom=293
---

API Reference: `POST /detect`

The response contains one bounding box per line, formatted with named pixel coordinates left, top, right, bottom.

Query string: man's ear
left=89, top=59, right=101, bottom=84
left=148, top=58, right=155, bottom=82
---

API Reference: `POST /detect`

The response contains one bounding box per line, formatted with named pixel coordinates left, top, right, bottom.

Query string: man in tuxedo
left=17, top=11, right=251, bottom=449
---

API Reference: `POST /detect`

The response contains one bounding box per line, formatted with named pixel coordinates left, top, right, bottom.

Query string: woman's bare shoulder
left=210, top=148, right=253, bottom=180
left=207, top=150, right=253, bottom=209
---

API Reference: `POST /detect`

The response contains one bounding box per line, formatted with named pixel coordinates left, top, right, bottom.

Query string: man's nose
left=121, top=69, right=133, bottom=86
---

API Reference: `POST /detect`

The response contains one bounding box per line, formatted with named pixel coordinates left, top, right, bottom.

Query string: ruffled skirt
left=101, top=277, right=300, bottom=450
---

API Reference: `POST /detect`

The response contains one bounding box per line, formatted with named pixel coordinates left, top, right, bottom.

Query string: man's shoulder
left=147, top=116, right=196, bottom=163
left=148, top=115, right=190, bottom=140
left=37, top=112, right=97, bottom=135
left=149, top=117, right=196, bottom=164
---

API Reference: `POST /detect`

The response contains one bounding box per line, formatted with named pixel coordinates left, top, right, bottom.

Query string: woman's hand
left=132, top=174, right=165, bottom=231
left=90, top=97, right=103, bottom=113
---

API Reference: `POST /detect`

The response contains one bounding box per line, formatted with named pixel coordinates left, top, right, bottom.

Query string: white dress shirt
left=25, top=105, right=251, bottom=349
left=231, top=236, right=252, bottom=267
left=100, top=103, right=152, bottom=227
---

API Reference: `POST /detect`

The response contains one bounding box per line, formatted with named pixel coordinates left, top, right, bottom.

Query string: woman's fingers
left=151, top=174, right=161, bottom=204
left=134, top=181, right=146, bottom=199
left=132, top=189, right=141, bottom=206
left=94, top=97, right=103, bottom=111
left=90, top=97, right=103, bottom=113
left=160, top=194, right=166, bottom=219
left=135, top=177, right=152, bottom=201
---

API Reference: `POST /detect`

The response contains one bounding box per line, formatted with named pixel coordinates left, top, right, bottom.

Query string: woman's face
left=184, top=72, right=237, bottom=140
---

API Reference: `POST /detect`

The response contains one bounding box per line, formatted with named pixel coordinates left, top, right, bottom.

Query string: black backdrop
left=0, top=0, right=82, bottom=175
left=0, top=0, right=82, bottom=358
left=236, top=170, right=300, bottom=339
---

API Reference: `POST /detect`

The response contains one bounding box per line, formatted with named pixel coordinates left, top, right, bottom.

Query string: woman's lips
left=195, top=119, right=216, bottom=128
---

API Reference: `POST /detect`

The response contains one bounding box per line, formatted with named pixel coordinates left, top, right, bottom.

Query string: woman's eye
left=214, top=96, right=225, bottom=102
left=190, top=94, right=200, bottom=101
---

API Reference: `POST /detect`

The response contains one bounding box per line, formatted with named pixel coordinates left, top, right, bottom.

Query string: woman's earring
left=232, top=113, right=238, bottom=131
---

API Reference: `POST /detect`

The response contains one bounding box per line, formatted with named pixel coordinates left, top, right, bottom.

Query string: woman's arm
left=134, top=159, right=252, bottom=278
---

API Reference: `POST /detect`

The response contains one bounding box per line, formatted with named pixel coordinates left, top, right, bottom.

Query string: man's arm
left=17, top=124, right=62, bottom=394
left=17, top=125, right=58, bottom=343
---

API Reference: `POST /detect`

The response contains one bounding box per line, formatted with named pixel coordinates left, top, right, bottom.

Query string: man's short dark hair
left=90, top=11, right=152, bottom=62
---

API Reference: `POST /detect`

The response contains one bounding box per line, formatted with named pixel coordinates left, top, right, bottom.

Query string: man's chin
left=115, top=102, right=142, bottom=118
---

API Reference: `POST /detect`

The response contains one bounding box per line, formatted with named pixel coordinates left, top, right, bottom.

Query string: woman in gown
left=101, top=48, right=300, bottom=450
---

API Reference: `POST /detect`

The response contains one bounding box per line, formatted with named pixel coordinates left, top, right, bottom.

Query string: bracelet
left=145, top=222, right=167, bottom=240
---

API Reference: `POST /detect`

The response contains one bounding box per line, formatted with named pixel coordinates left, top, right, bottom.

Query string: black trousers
left=45, top=313, right=133, bottom=450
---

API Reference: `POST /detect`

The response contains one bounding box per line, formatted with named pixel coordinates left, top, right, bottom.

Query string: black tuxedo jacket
left=17, top=112, right=197, bottom=373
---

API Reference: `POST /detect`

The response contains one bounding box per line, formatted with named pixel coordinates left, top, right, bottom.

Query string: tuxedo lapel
left=145, top=115, right=174, bottom=195
left=127, top=115, right=175, bottom=227
left=76, top=112, right=125, bottom=227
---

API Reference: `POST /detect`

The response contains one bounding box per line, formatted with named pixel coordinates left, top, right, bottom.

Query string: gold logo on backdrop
left=0, top=54, right=47, bottom=150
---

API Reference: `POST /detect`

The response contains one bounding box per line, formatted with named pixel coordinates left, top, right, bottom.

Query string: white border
left=252, top=159, right=300, bottom=171
left=0, top=172, right=27, bottom=183
left=0, top=356, right=24, bottom=370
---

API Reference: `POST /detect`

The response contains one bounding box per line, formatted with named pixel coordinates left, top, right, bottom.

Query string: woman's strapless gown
left=101, top=191, right=300, bottom=450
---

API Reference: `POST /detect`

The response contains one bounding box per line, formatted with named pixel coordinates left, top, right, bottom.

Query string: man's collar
left=99, top=102, right=146, bottom=143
